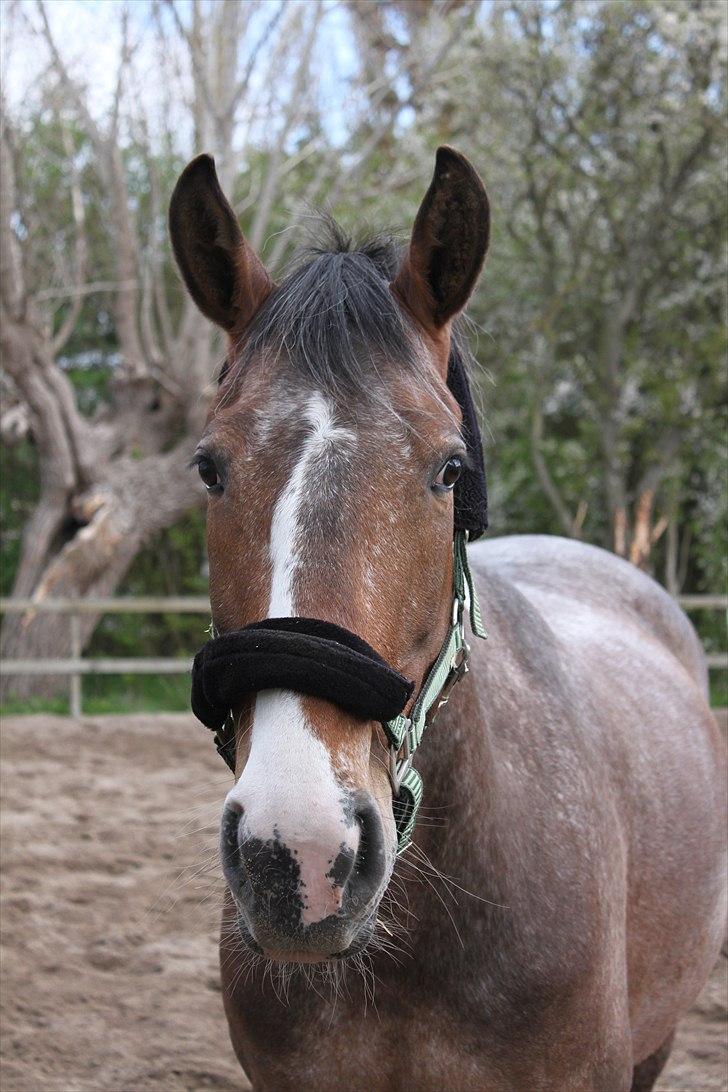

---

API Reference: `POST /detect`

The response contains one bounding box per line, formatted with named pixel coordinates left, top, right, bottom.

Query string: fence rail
left=0, top=594, right=725, bottom=717
left=0, top=596, right=211, bottom=613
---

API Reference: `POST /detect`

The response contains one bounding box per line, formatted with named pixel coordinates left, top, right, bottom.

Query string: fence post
left=69, top=613, right=82, bottom=718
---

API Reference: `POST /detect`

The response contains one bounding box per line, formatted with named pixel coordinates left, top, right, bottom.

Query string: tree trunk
left=629, top=488, right=655, bottom=570
left=1, top=0, right=465, bottom=707
left=1, top=447, right=202, bottom=700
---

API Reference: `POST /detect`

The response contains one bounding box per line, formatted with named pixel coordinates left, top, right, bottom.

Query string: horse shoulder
left=471, top=534, right=707, bottom=690
left=465, top=534, right=726, bottom=1066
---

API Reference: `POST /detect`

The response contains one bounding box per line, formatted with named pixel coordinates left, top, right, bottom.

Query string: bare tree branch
left=230, top=1, right=287, bottom=114
left=530, top=402, right=582, bottom=539
left=248, top=2, right=323, bottom=252
left=51, top=122, right=88, bottom=354
left=0, top=110, right=26, bottom=317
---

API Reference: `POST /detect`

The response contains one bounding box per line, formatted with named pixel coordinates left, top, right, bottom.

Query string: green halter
left=384, top=531, right=487, bottom=852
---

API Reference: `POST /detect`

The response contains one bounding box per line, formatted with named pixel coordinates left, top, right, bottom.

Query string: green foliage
left=0, top=440, right=40, bottom=596
left=710, top=673, right=727, bottom=709
left=88, top=507, right=209, bottom=661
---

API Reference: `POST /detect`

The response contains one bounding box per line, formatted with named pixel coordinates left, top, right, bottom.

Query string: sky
left=1, top=0, right=362, bottom=151
left=3, top=1, right=154, bottom=115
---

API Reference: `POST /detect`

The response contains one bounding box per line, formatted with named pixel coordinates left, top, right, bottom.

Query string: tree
left=0, top=0, right=320, bottom=694
left=0, top=0, right=468, bottom=695
left=2, top=0, right=725, bottom=705
left=407, top=0, right=727, bottom=571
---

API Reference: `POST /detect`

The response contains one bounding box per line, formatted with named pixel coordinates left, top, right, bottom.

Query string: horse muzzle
left=220, top=793, right=388, bottom=960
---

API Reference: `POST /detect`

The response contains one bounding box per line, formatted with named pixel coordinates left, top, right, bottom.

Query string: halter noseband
left=190, top=339, right=488, bottom=852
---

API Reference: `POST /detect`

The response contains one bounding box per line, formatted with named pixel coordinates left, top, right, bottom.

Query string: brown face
left=170, top=148, right=489, bottom=962
left=202, top=364, right=461, bottom=958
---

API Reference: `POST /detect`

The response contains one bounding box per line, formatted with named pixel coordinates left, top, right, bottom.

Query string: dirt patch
left=1, top=714, right=244, bottom=1092
left=1, top=714, right=725, bottom=1091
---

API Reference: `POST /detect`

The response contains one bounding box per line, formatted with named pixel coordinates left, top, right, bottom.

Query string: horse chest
left=234, top=1007, right=508, bottom=1092
left=232, top=995, right=631, bottom=1092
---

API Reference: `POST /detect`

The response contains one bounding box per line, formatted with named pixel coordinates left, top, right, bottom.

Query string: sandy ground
left=0, top=714, right=725, bottom=1092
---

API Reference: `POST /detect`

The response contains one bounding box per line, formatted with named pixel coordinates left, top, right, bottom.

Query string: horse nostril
left=220, top=795, right=387, bottom=936
left=356, top=806, right=371, bottom=866
left=220, top=804, right=244, bottom=889
left=350, top=799, right=386, bottom=903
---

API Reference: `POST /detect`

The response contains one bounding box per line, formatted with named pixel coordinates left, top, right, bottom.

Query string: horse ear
left=391, top=146, right=489, bottom=333
left=169, top=154, right=273, bottom=332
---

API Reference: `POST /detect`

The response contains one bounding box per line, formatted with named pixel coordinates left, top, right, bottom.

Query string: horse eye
left=197, top=455, right=222, bottom=493
left=433, top=457, right=462, bottom=492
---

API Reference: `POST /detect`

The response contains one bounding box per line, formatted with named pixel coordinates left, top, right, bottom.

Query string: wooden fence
left=0, top=594, right=726, bottom=717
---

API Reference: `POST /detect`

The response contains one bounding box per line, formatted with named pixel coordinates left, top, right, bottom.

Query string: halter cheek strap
left=190, top=532, right=485, bottom=853
left=382, top=531, right=486, bottom=849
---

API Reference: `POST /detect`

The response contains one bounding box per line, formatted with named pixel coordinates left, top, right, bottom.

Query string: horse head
left=169, top=148, right=489, bottom=962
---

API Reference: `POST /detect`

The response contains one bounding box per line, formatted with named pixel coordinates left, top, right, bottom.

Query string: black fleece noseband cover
left=191, top=617, right=414, bottom=732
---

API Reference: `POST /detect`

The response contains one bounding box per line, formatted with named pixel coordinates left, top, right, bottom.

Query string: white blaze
left=267, top=392, right=353, bottom=615
left=225, top=393, right=359, bottom=927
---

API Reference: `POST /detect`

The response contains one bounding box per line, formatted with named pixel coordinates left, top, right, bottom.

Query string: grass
left=0, top=673, right=190, bottom=718
left=710, top=671, right=727, bottom=709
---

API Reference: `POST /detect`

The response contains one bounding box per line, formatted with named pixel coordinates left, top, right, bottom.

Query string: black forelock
left=216, top=216, right=488, bottom=537
left=228, top=220, right=419, bottom=393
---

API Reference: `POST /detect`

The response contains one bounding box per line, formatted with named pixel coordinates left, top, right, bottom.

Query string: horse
left=168, top=147, right=726, bottom=1091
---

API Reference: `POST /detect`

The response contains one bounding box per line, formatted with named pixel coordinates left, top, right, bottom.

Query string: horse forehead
left=247, top=385, right=411, bottom=466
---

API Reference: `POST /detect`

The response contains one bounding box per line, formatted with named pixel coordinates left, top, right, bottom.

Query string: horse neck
left=399, top=668, right=509, bottom=926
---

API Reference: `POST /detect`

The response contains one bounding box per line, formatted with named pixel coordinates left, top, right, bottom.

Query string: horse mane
left=224, top=217, right=473, bottom=396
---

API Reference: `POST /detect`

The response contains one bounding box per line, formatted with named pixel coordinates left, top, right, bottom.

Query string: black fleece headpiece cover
left=447, top=339, right=488, bottom=539
left=192, top=617, right=414, bottom=733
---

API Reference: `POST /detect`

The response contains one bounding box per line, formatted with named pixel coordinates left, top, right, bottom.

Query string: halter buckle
left=388, top=728, right=412, bottom=796
left=214, top=712, right=237, bottom=773
left=426, top=641, right=470, bottom=727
